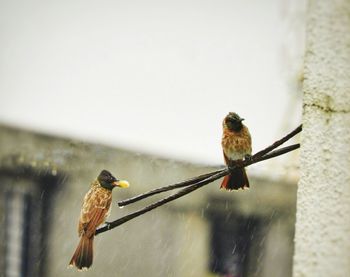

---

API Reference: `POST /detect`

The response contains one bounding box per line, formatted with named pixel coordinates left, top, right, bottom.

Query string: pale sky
left=0, top=0, right=305, bottom=166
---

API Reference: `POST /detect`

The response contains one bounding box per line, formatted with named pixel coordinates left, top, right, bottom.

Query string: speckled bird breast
left=222, top=125, right=252, bottom=160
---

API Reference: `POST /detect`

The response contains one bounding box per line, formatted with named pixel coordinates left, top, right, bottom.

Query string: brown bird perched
left=221, top=112, right=252, bottom=190
left=69, top=170, right=129, bottom=270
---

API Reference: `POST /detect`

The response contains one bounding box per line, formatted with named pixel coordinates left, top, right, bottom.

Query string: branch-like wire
left=95, top=170, right=227, bottom=235
left=118, top=169, right=224, bottom=207
left=254, top=124, right=302, bottom=158
left=118, top=124, right=302, bottom=207
left=95, top=141, right=301, bottom=236
left=254, top=143, right=300, bottom=163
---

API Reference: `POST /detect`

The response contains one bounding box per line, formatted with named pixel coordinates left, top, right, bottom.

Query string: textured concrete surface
left=293, top=0, right=350, bottom=276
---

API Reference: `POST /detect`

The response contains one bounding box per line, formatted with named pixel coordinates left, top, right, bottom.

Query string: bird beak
left=113, top=180, right=130, bottom=188
left=240, top=118, right=245, bottom=122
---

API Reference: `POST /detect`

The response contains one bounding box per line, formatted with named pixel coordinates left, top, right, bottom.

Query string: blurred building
left=0, top=124, right=297, bottom=277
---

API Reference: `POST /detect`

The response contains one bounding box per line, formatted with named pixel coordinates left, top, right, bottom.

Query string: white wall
left=293, top=0, right=350, bottom=276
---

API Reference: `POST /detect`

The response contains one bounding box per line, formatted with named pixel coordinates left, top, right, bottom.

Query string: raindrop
left=231, top=244, right=237, bottom=254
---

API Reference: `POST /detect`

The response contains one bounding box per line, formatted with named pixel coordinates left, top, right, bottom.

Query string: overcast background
left=0, top=0, right=305, bottom=167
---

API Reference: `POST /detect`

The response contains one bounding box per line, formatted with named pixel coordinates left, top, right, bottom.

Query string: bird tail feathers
left=220, top=168, right=249, bottom=190
left=69, top=235, right=94, bottom=270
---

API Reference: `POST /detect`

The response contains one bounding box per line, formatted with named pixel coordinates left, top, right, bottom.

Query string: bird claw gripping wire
left=244, top=154, right=253, bottom=162
left=104, top=221, right=112, bottom=230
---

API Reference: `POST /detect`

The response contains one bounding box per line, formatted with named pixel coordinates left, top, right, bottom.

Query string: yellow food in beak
left=113, top=180, right=130, bottom=188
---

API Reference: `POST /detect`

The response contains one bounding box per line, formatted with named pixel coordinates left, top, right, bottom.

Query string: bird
left=69, top=170, right=129, bottom=270
left=221, top=112, right=252, bottom=190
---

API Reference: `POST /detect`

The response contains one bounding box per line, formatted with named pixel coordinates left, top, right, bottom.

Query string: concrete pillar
left=293, top=0, right=350, bottom=276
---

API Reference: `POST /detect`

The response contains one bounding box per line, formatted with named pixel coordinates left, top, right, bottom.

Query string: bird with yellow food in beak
left=69, top=169, right=129, bottom=270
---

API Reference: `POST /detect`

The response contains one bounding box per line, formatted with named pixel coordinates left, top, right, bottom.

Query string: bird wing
left=223, top=151, right=230, bottom=165
left=78, top=187, right=112, bottom=237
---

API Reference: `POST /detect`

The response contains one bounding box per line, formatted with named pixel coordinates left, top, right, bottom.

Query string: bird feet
left=228, top=159, right=244, bottom=172
left=244, top=154, right=253, bottom=162
left=105, top=221, right=112, bottom=230
left=228, top=164, right=236, bottom=172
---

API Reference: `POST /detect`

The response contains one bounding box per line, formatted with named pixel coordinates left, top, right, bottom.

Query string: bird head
left=97, top=170, right=130, bottom=190
left=224, top=112, right=244, bottom=132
